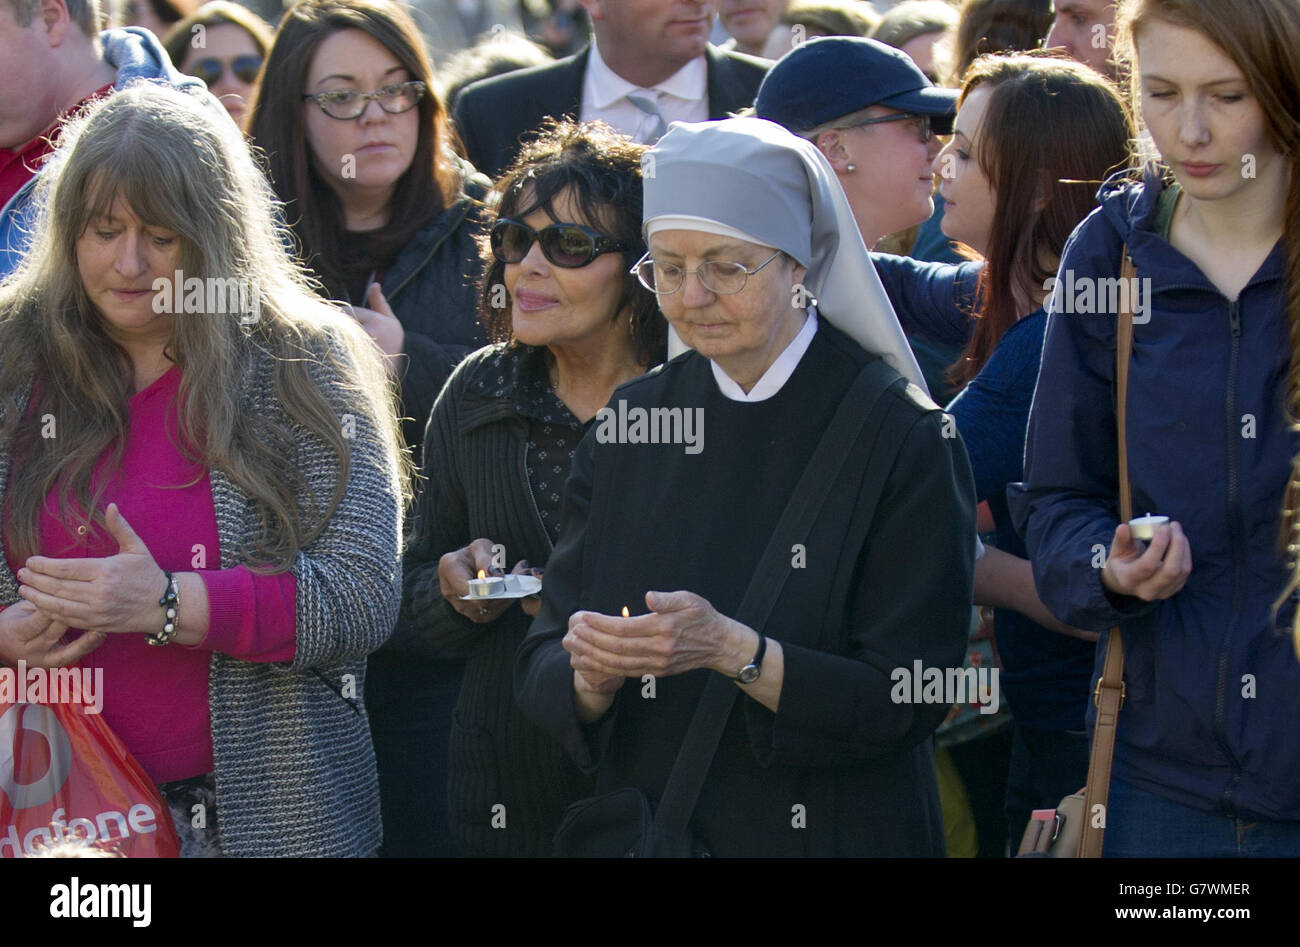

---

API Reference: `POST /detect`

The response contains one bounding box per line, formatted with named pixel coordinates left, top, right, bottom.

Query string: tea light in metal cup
left=1128, top=514, right=1170, bottom=541
left=468, top=569, right=504, bottom=597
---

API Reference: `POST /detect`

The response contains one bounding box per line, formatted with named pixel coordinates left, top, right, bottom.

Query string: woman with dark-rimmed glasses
left=400, top=119, right=664, bottom=857
left=245, top=0, right=489, bottom=857
left=246, top=0, right=487, bottom=465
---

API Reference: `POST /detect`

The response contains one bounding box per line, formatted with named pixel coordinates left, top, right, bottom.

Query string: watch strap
left=735, top=634, right=767, bottom=682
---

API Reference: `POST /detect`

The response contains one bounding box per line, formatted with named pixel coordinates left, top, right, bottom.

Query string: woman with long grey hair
left=0, top=82, right=407, bottom=857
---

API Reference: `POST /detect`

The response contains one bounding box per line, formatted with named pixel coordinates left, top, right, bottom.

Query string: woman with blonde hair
left=0, top=82, right=406, bottom=857
left=1013, top=0, right=1300, bottom=855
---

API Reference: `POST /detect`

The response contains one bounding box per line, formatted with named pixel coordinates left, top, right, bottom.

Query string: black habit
left=515, top=320, right=977, bottom=856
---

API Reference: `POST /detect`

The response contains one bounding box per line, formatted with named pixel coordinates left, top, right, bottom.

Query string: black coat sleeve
left=514, top=428, right=620, bottom=773
left=743, top=407, right=976, bottom=767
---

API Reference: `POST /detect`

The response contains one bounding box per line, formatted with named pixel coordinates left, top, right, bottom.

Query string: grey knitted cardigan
left=0, top=324, right=403, bottom=857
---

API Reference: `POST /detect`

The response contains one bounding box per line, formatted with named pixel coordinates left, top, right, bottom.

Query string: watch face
left=738, top=664, right=760, bottom=684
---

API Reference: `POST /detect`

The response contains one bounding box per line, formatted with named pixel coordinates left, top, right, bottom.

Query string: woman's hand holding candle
left=439, top=539, right=539, bottom=623
left=1102, top=519, right=1193, bottom=602
left=564, top=591, right=786, bottom=715
left=563, top=591, right=749, bottom=680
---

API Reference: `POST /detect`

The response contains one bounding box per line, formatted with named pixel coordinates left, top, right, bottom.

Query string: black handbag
left=553, top=357, right=906, bottom=857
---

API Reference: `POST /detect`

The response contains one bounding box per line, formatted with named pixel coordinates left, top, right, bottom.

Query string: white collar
left=585, top=40, right=708, bottom=109
left=711, top=310, right=818, bottom=402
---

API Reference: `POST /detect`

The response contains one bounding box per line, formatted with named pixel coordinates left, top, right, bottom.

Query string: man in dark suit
left=453, top=0, right=769, bottom=179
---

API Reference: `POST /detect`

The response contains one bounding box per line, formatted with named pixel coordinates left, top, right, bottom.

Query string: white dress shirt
left=580, top=40, right=710, bottom=143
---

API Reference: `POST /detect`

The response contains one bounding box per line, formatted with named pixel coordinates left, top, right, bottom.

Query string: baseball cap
left=754, top=36, right=958, bottom=135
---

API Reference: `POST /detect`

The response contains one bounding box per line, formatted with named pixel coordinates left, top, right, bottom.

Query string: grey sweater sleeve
left=285, top=323, right=405, bottom=669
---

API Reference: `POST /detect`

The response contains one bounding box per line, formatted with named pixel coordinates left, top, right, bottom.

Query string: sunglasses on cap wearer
left=837, top=111, right=951, bottom=142
left=491, top=218, right=629, bottom=268
left=189, top=55, right=263, bottom=86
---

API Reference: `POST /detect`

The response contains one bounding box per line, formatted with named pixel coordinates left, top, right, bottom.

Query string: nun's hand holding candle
left=514, top=118, right=977, bottom=856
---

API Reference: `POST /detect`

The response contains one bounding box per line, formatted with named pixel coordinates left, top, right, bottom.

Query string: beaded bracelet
left=147, top=571, right=180, bottom=647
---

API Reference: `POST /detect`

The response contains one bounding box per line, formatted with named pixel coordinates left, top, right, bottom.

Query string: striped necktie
left=626, top=91, right=668, bottom=144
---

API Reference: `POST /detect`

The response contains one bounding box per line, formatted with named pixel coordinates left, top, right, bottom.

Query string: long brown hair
left=244, top=0, right=461, bottom=301
left=0, top=83, right=408, bottom=568
left=1115, top=0, right=1300, bottom=655
left=947, top=53, right=1133, bottom=387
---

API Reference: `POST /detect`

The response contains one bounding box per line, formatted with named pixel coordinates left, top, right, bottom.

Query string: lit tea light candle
left=622, top=606, right=630, bottom=618
left=1128, top=514, right=1170, bottom=541
left=468, top=569, right=504, bottom=597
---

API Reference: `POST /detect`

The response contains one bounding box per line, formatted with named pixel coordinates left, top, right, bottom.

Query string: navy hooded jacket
left=1009, top=169, right=1300, bottom=821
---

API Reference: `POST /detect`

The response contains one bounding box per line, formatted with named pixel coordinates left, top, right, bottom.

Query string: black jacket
left=452, top=44, right=770, bottom=180
left=515, top=321, right=977, bottom=856
left=385, top=167, right=491, bottom=462
left=399, top=343, right=593, bottom=856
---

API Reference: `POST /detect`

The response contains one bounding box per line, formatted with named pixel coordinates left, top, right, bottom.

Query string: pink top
left=3, top=365, right=298, bottom=783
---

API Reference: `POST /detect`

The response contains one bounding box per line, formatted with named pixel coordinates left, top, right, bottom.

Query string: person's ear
left=789, top=257, right=807, bottom=289
left=578, top=0, right=604, bottom=23
left=813, top=130, right=854, bottom=175
left=40, top=0, right=72, bottom=47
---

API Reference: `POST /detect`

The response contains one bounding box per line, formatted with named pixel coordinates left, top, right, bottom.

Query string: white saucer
left=460, top=574, right=542, bottom=601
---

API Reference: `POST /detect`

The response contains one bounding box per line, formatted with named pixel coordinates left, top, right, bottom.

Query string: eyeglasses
left=631, top=249, right=783, bottom=296
left=301, top=80, right=426, bottom=120
left=189, top=55, right=263, bottom=86
left=839, top=112, right=943, bottom=143
left=491, top=218, right=628, bottom=268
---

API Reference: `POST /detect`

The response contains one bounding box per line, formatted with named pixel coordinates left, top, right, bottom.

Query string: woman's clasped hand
left=0, top=599, right=95, bottom=669
left=563, top=590, right=753, bottom=685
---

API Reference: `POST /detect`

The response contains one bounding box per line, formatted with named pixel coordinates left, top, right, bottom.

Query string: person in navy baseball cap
left=753, top=34, right=969, bottom=406
left=755, top=35, right=958, bottom=135
left=753, top=35, right=956, bottom=252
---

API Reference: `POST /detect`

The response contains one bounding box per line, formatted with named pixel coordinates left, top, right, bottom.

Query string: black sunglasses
left=490, top=218, right=628, bottom=268
left=189, top=55, right=263, bottom=86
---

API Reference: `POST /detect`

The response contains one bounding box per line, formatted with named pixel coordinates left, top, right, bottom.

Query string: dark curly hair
left=477, top=119, right=665, bottom=369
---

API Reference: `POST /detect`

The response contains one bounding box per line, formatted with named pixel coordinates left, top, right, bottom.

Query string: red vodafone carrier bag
left=0, top=685, right=180, bottom=857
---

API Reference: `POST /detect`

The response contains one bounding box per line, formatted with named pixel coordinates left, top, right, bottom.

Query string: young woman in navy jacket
left=1011, top=0, right=1300, bottom=856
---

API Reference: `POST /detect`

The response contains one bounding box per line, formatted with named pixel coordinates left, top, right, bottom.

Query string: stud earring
left=846, top=163, right=857, bottom=173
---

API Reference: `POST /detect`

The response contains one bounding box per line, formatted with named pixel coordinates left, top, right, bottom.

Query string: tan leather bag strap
left=1078, top=251, right=1137, bottom=857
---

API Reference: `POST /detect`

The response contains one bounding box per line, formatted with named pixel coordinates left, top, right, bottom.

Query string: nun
left=514, top=117, right=976, bottom=856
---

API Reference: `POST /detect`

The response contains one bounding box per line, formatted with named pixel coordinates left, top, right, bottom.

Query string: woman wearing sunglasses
left=163, top=1, right=273, bottom=126
left=400, top=119, right=664, bottom=857
left=246, top=0, right=488, bottom=857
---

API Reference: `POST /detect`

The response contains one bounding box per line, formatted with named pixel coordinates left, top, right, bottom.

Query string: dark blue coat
left=1009, top=170, right=1300, bottom=821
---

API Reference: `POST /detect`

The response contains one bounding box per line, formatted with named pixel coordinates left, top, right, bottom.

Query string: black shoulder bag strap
left=652, top=356, right=907, bottom=840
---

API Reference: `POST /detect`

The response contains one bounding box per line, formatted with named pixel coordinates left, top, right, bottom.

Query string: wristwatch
left=734, top=635, right=767, bottom=684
